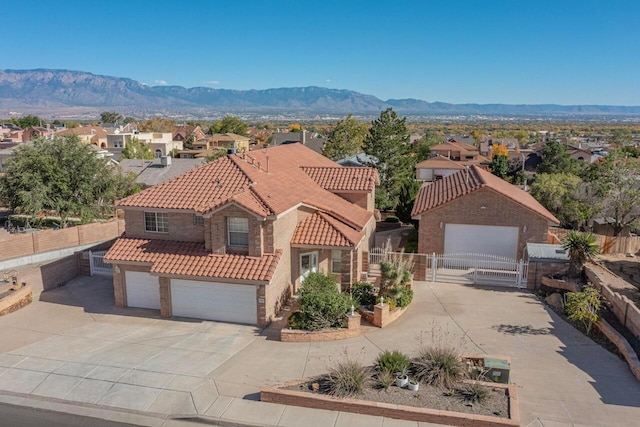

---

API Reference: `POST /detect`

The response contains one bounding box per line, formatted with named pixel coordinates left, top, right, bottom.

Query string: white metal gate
left=89, top=250, right=112, bottom=277
left=428, top=253, right=527, bottom=288
left=369, top=246, right=388, bottom=266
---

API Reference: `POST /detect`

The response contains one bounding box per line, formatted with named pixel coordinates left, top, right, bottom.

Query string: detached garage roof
left=411, top=165, right=559, bottom=224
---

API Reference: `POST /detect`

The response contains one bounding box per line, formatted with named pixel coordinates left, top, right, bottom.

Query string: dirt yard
left=597, top=254, right=640, bottom=292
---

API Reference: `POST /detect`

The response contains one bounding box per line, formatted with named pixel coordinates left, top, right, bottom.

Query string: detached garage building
left=411, top=166, right=559, bottom=260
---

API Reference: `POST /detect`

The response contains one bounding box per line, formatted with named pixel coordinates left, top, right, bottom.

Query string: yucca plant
left=562, top=231, right=599, bottom=278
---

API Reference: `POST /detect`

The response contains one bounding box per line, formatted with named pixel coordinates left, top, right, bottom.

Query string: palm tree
left=562, top=231, right=599, bottom=278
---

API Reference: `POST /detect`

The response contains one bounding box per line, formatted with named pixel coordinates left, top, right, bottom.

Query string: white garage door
left=444, top=224, right=519, bottom=259
left=171, top=279, right=257, bottom=325
left=125, top=271, right=160, bottom=309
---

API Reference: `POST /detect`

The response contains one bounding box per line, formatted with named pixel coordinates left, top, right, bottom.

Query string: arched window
left=155, top=149, right=162, bottom=158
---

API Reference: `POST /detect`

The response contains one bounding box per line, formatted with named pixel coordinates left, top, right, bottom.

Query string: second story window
left=228, top=217, right=249, bottom=247
left=193, top=214, right=204, bottom=225
left=144, top=212, right=168, bottom=233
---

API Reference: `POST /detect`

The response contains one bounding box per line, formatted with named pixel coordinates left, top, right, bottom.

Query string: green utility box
left=483, top=357, right=510, bottom=383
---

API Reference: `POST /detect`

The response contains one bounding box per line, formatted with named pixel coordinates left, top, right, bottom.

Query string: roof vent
left=160, top=156, right=171, bottom=167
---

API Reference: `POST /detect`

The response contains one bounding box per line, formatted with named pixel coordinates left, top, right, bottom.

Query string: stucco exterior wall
left=417, top=188, right=550, bottom=259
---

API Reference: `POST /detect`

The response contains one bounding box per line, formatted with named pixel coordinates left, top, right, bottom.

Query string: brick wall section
left=336, top=192, right=368, bottom=210
left=20, top=255, right=79, bottom=293
left=0, top=285, right=32, bottom=316
left=528, top=261, right=568, bottom=290
left=159, top=277, right=171, bottom=318
left=417, top=188, right=550, bottom=259
left=124, top=210, right=203, bottom=242
left=280, top=314, right=362, bottom=342
left=586, top=264, right=640, bottom=340
left=0, top=220, right=123, bottom=263
left=261, top=382, right=518, bottom=427
left=209, top=205, right=262, bottom=256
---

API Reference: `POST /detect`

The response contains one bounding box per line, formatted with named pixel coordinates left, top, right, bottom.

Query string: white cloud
left=154, top=79, right=168, bottom=85
left=325, top=79, right=332, bottom=83
left=204, top=80, right=220, bottom=85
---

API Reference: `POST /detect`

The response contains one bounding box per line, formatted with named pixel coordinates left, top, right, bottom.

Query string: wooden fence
left=549, top=228, right=640, bottom=255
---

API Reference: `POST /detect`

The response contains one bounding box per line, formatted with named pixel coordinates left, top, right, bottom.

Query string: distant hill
left=1, top=69, right=639, bottom=116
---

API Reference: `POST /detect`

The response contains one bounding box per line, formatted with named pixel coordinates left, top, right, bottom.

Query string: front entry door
left=300, top=252, right=318, bottom=284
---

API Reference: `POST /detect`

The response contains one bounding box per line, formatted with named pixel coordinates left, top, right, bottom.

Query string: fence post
left=516, top=259, right=524, bottom=287
left=473, top=255, right=478, bottom=284
left=431, top=253, right=437, bottom=282
left=88, top=250, right=94, bottom=276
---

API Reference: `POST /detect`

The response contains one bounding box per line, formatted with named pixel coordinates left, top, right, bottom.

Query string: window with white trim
left=228, top=217, right=249, bottom=247
left=331, top=250, right=342, bottom=274
left=144, top=212, right=168, bottom=233
left=193, top=214, right=204, bottom=225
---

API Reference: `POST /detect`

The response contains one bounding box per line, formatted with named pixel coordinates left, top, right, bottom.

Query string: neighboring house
left=415, top=141, right=490, bottom=181
left=104, top=144, right=379, bottom=326
left=136, top=132, right=182, bottom=158
left=479, top=137, right=519, bottom=157
left=118, top=157, right=205, bottom=188
left=172, top=125, right=206, bottom=145
left=568, top=146, right=601, bottom=164
left=411, top=165, right=559, bottom=259
left=439, top=135, right=475, bottom=146
left=106, top=132, right=134, bottom=158
left=271, top=130, right=326, bottom=154
left=209, top=133, right=251, bottom=152
left=591, top=218, right=634, bottom=237
left=23, top=126, right=54, bottom=142
left=56, top=125, right=108, bottom=146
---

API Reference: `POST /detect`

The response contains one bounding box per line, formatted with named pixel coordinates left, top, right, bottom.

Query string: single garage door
left=171, top=279, right=257, bottom=325
left=125, top=271, right=161, bottom=309
left=444, top=224, right=519, bottom=259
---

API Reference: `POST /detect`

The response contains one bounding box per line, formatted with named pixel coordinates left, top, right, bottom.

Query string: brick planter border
left=0, top=285, right=32, bottom=316
left=261, top=379, right=519, bottom=427
left=280, top=313, right=363, bottom=342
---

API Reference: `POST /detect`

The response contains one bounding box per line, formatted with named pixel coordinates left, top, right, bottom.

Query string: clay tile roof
left=291, top=212, right=364, bottom=247
left=415, top=155, right=466, bottom=169
left=104, top=238, right=282, bottom=282
left=300, top=166, right=379, bottom=192
left=411, top=165, right=559, bottom=224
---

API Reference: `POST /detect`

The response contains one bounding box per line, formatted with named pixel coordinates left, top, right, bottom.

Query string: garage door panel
left=444, top=224, right=518, bottom=259
left=171, top=279, right=257, bottom=325
left=125, top=271, right=161, bottom=310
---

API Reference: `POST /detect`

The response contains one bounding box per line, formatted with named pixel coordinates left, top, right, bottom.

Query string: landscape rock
left=545, top=293, right=564, bottom=309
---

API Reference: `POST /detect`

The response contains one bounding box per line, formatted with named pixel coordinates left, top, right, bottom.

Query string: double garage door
left=124, top=272, right=257, bottom=325
left=444, top=224, right=519, bottom=259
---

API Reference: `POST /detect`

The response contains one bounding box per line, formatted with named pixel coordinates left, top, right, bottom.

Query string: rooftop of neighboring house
left=415, top=154, right=490, bottom=169
left=411, top=164, right=559, bottom=224
left=118, top=157, right=205, bottom=187
left=117, top=143, right=377, bottom=231
left=56, top=125, right=108, bottom=143
left=431, top=141, right=479, bottom=155
left=336, top=152, right=378, bottom=167
left=439, top=135, right=475, bottom=147
left=271, top=130, right=326, bottom=154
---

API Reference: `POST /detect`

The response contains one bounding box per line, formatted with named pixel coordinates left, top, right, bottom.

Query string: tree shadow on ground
left=492, top=324, right=551, bottom=335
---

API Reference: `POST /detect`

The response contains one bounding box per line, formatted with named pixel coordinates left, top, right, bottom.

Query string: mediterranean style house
left=105, top=143, right=378, bottom=327
left=411, top=165, right=559, bottom=260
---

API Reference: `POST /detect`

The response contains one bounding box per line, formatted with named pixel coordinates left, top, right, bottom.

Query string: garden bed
left=263, top=376, right=518, bottom=427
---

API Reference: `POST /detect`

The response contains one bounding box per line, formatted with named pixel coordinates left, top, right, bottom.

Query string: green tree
left=562, top=231, right=599, bottom=278
left=322, top=114, right=367, bottom=160
left=123, top=116, right=136, bottom=124
left=64, top=121, right=79, bottom=129
left=209, top=115, right=248, bottom=135
left=204, top=150, right=228, bottom=162
left=121, top=137, right=153, bottom=160
left=138, top=117, right=175, bottom=132
left=490, top=154, right=509, bottom=178
left=530, top=173, right=596, bottom=229
left=591, top=153, right=640, bottom=235
left=413, top=131, right=440, bottom=162
left=10, top=115, right=42, bottom=129
left=537, top=140, right=582, bottom=175
left=610, top=128, right=632, bottom=147
left=362, top=108, right=412, bottom=211
left=100, top=111, right=123, bottom=124
left=0, top=136, right=139, bottom=226
left=395, top=179, right=423, bottom=223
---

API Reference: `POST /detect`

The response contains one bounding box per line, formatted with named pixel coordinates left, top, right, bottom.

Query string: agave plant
left=562, top=231, right=598, bottom=278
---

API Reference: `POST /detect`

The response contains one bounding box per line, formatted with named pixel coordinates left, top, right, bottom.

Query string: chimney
left=301, top=129, right=307, bottom=145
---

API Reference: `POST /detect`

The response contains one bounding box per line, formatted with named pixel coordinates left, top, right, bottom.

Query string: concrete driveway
left=0, top=275, right=639, bottom=426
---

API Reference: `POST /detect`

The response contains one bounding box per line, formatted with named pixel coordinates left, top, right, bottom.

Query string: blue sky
left=3, top=0, right=639, bottom=105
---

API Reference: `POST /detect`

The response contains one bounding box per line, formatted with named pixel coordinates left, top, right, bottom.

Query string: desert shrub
left=351, top=282, right=376, bottom=306
left=565, top=285, right=601, bottom=335
left=287, top=311, right=306, bottom=329
left=384, top=216, right=400, bottom=223
left=301, top=272, right=339, bottom=295
left=459, top=382, right=488, bottom=403
left=375, top=350, right=410, bottom=375
left=292, top=272, right=353, bottom=331
left=377, top=370, right=395, bottom=390
left=412, top=346, right=464, bottom=389
left=326, top=358, right=371, bottom=397
left=380, top=254, right=414, bottom=290
left=388, top=285, right=414, bottom=308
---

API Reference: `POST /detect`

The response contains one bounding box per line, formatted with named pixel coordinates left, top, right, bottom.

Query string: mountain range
left=1, top=69, right=639, bottom=117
